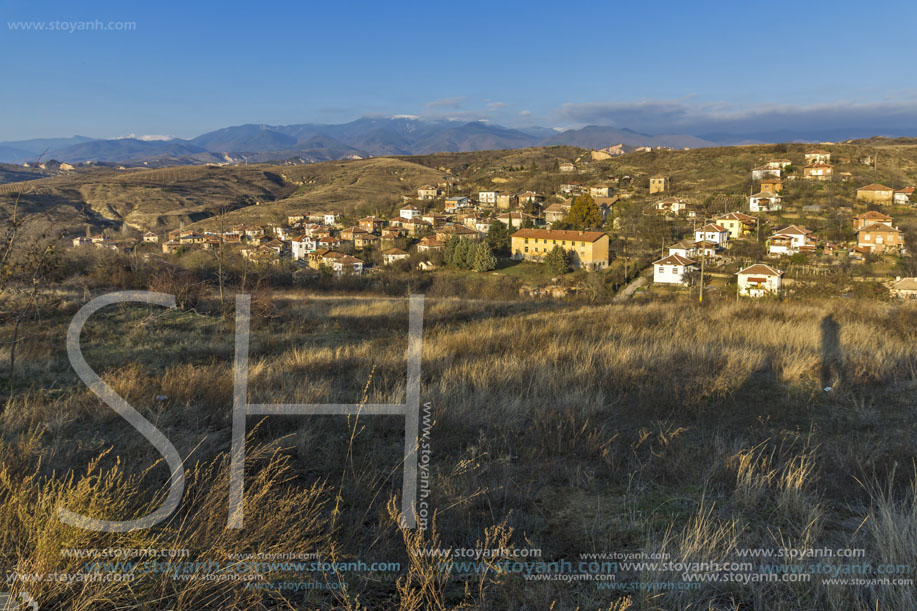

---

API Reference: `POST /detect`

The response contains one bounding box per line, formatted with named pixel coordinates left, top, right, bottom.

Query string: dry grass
left=2, top=292, right=917, bottom=608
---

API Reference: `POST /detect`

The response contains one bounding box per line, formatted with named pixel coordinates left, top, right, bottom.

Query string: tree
left=544, top=245, right=570, bottom=275
left=486, top=220, right=511, bottom=255
left=472, top=241, right=497, bottom=272
left=565, top=194, right=603, bottom=230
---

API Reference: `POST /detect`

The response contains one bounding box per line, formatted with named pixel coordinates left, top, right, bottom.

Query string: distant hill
left=6, top=117, right=917, bottom=166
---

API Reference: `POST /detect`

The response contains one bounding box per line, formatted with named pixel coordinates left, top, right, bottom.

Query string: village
left=70, top=147, right=917, bottom=301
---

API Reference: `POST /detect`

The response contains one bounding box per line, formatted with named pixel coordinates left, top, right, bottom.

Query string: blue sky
left=2, top=0, right=917, bottom=140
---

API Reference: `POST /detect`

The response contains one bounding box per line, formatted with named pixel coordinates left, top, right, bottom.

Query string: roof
left=805, top=163, right=832, bottom=168
left=737, top=264, right=782, bottom=277
left=775, top=225, right=811, bottom=235
left=697, top=223, right=728, bottom=233
left=892, top=277, right=917, bottom=291
left=717, top=212, right=756, bottom=222
left=806, top=149, right=830, bottom=154
left=857, top=183, right=894, bottom=192
left=669, top=240, right=696, bottom=250
left=650, top=174, right=668, bottom=179
left=858, top=223, right=900, bottom=234
left=750, top=191, right=779, bottom=198
left=544, top=203, right=571, bottom=212
left=653, top=254, right=695, bottom=266
left=383, top=248, right=409, bottom=255
left=512, top=229, right=607, bottom=242
left=855, top=210, right=892, bottom=220
left=895, top=187, right=915, bottom=194
left=760, top=178, right=783, bottom=184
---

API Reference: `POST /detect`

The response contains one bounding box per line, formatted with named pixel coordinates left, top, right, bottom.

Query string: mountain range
left=0, top=117, right=896, bottom=167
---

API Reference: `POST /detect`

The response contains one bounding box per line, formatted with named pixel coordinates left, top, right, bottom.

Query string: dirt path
left=612, top=275, right=647, bottom=303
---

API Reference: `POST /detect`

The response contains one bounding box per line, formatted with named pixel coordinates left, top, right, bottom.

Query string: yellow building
left=856, top=183, right=895, bottom=204
left=714, top=212, right=757, bottom=239
left=649, top=174, right=669, bottom=194
left=511, top=229, right=609, bottom=270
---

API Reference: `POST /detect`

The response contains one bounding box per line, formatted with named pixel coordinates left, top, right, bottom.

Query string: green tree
left=565, top=194, right=603, bottom=230
left=472, top=241, right=497, bottom=272
left=443, top=235, right=461, bottom=267
left=544, top=245, right=570, bottom=275
left=486, top=220, right=511, bottom=255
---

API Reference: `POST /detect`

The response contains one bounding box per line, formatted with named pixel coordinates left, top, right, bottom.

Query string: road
left=612, top=275, right=647, bottom=303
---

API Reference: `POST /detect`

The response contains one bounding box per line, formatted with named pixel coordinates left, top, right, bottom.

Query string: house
left=544, top=202, right=572, bottom=224
left=291, top=235, right=314, bottom=260
left=478, top=191, right=499, bottom=205
left=765, top=159, right=793, bottom=170
left=737, top=264, right=783, bottom=297
left=891, top=277, right=917, bottom=298
left=667, top=240, right=698, bottom=258
left=804, top=150, right=831, bottom=164
left=331, top=255, right=363, bottom=275
left=435, top=224, right=481, bottom=242
left=518, top=191, right=544, bottom=205
left=416, top=237, right=444, bottom=253
left=694, top=223, right=729, bottom=247
left=496, top=193, right=519, bottom=210
left=496, top=211, right=533, bottom=229
left=287, top=214, right=305, bottom=226
left=510, top=228, right=609, bottom=270
left=317, top=236, right=342, bottom=249
left=559, top=162, right=575, bottom=173
left=853, top=210, right=893, bottom=231
left=242, top=246, right=280, bottom=264
left=358, top=216, right=386, bottom=233
left=856, top=223, right=903, bottom=254
left=589, top=184, right=614, bottom=198
left=715, top=212, right=757, bottom=239
left=444, top=197, right=471, bottom=213
left=72, top=236, right=93, bottom=247
left=142, top=232, right=159, bottom=243
left=559, top=183, right=582, bottom=196
left=894, top=187, right=914, bottom=205
left=354, top=233, right=380, bottom=249
left=694, top=240, right=719, bottom=258
left=856, top=184, right=895, bottom=204
left=340, top=226, right=368, bottom=242
left=403, top=218, right=432, bottom=236
left=652, top=254, right=697, bottom=285
left=323, top=213, right=343, bottom=226
left=382, top=248, right=410, bottom=265
left=752, top=166, right=782, bottom=180
left=400, top=206, right=421, bottom=220
left=649, top=175, right=669, bottom=194
left=749, top=191, right=782, bottom=212
left=473, top=218, right=494, bottom=234
left=421, top=212, right=448, bottom=227
left=594, top=196, right=620, bottom=220
left=760, top=178, right=784, bottom=194
left=655, top=197, right=691, bottom=216
left=767, top=225, right=815, bottom=255
left=803, top=163, right=833, bottom=180
left=418, top=185, right=441, bottom=200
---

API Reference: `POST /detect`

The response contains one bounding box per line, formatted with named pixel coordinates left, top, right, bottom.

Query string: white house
left=695, top=223, right=729, bottom=247
left=767, top=225, right=815, bottom=255
left=752, top=166, right=781, bottom=180
left=894, top=188, right=914, bottom=205
left=400, top=206, right=421, bottom=220
left=291, top=235, right=316, bottom=260
left=737, top=264, right=783, bottom=297
left=655, top=197, right=691, bottom=215
left=382, top=248, right=410, bottom=265
left=653, top=254, right=697, bottom=285
left=667, top=240, right=698, bottom=258
left=749, top=191, right=783, bottom=212
left=323, top=213, right=342, bottom=226
left=478, top=191, right=499, bottom=205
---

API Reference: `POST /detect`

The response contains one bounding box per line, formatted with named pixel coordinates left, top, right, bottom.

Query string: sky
left=2, top=0, right=917, bottom=141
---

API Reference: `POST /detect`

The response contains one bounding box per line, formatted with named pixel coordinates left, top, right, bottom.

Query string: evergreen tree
left=486, top=220, right=511, bottom=255
left=545, top=245, right=570, bottom=275
left=566, top=194, right=603, bottom=230
left=472, top=241, right=497, bottom=272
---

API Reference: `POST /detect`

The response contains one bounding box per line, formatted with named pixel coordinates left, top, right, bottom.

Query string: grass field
left=1, top=287, right=917, bottom=609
